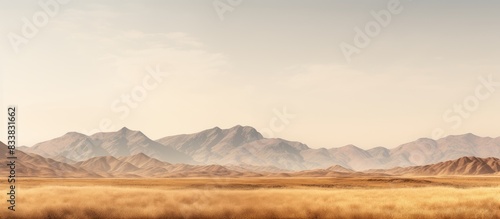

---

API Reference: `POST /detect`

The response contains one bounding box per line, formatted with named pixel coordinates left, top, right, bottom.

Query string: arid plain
left=1, top=176, right=499, bottom=219
left=3, top=127, right=500, bottom=219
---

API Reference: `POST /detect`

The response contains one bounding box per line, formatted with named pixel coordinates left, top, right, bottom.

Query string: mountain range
left=21, top=127, right=193, bottom=164
left=18, top=125, right=500, bottom=171
left=4, top=140, right=500, bottom=177
left=0, top=141, right=99, bottom=177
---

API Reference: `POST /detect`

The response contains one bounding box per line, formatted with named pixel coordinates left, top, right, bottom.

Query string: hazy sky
left=1, top=0, right=499, bottom=149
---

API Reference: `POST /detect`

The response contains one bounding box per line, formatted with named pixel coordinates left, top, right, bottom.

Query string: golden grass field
left=1, top=177, right=500, bottom=219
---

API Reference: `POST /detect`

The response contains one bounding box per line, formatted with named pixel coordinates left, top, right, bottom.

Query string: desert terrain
left=3, top=128, right=500, bottom=218
left=3, top=0, right=500, bottom=217
left=1, top=176, right=499, bottom=219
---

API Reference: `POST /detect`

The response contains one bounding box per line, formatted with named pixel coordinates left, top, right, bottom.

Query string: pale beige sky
left=1, top=0, right=499, bottom=149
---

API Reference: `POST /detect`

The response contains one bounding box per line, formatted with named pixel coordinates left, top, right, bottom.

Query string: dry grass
left=15, top=176, right=500, bottom=189
left=1, top=177, right=500, bottom=219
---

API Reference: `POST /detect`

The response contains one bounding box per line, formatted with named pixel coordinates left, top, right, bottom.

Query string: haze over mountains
left=19, top=125, right=500, bottom=171
left=0, top=141, right=99, bottom=178
left=21, top=127, right=193, bottom=164
left=4, top=140, right=500, bottom=178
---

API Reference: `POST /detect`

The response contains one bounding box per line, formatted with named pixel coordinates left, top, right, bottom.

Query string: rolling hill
left=0, top=141, right=100, bottom=178
left=372, top=156, right=500, bottom=175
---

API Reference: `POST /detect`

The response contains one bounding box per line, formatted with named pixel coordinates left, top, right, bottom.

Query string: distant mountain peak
left=339, top=144, right=362, bottom=151
left=229, top=125, right=244, bottom=130
left=228, top=125, right=263, bottom=137
left=416, top=137, right=434, bottom=142
left=441, top=133, right=482, bottom=141
left=119, top=127, right=131, bottom=131
left=230, top=125, right=257, bottom=131
left=118, top=127, right=141, bottom=134
left=460, top=133, right=485, bottom=140
left=129, top=152, right=150, bottom=159
left=64, top=131, right=87, bottom=138
left=205, top=126, right=222, bottom=134
left=115, top=127, right=145, bottom=137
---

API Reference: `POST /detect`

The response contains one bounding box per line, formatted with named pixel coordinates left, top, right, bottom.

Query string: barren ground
left=2, top=176, right=500, bottom=219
